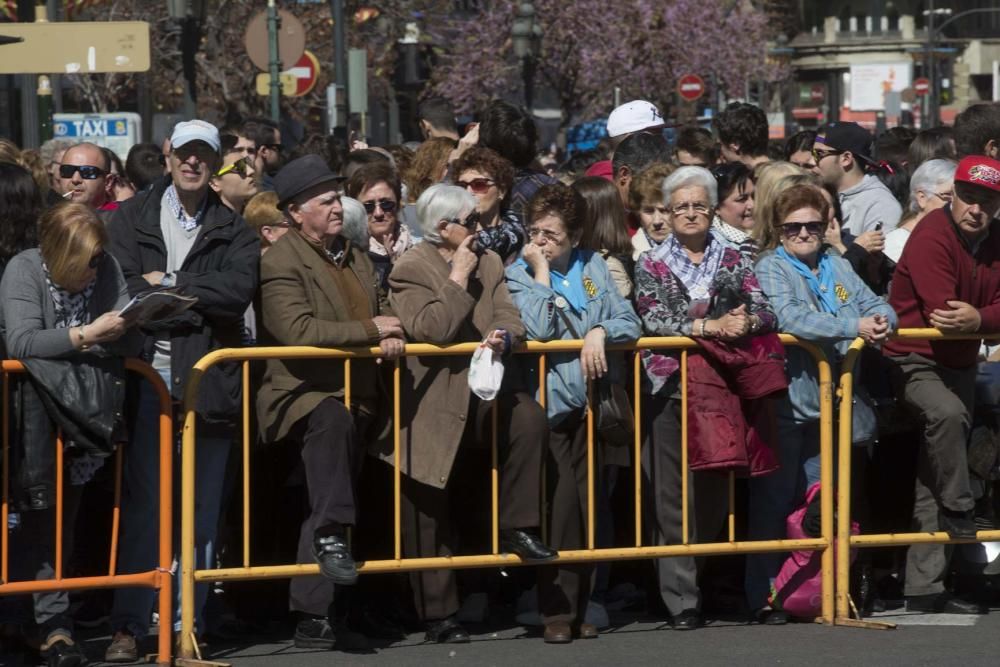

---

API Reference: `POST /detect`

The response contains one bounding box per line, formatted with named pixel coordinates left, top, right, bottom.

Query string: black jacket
left=106, top=176, right=260, bottom=420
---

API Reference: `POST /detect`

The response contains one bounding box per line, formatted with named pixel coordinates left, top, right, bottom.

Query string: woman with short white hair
left=884, top=159, right=957, bottom=263
left=340, top=196, right=370, bottom=249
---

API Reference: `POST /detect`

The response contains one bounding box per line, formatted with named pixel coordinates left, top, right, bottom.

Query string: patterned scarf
left=368, top=222, right=414, bottom=262
left=712, top=215, right=750, bottom=245
left=653, top=229, right=725, bottom=301
left=164, top=184, right=207, bottom=232
left=43, top=262, right=94, bottom=328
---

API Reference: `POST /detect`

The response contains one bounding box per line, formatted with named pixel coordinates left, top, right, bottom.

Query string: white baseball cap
left=170, top=119, right=221, bottom=153
left=606, top=100, right=665, bottom=138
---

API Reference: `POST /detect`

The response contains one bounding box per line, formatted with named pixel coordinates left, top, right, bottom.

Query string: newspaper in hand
left=119, top=287, right=198, bottom=326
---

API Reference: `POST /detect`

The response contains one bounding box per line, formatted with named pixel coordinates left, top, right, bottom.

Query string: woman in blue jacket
left=506, top=183, right=641, bottom=643
left=752, top=183, right=897, bottom=621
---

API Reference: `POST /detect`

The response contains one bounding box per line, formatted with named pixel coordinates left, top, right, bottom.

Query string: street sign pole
left=37, top=75, right=52, bottom=142
left=267, top=0, right=281, bottom=122
left=329, top=0, right=348, bottom=132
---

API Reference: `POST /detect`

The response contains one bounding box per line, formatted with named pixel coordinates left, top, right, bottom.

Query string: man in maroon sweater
left=886, top=155, right=1000, bottom=615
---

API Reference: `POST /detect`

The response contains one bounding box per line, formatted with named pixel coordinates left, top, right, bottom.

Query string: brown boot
left=104, top=631, right=138, bottom=663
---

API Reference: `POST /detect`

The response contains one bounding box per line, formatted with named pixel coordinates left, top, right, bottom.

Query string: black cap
left=817, top=122, right=874, bottom=164
left=274, top=154, right=346, bottom=210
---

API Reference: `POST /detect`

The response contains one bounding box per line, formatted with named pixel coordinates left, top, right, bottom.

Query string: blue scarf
left=517, top=248, right=589, bottom=312
left=776, top=246, right=840, bottom=314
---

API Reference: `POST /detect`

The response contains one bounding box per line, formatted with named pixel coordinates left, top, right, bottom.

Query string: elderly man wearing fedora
left=105, top=120, right=261, bottom=662
left=886, top=155, right=1000, bottom=616
left=255, top=154, right=406, bottom=650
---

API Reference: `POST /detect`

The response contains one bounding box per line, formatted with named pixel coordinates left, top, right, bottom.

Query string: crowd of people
left=3, top=97, right=1000, bottom=666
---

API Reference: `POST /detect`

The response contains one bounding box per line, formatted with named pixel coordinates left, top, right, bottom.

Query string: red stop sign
left=677, top=74, right=705, bottom=102
left=914, top=77, right=931, bottom=96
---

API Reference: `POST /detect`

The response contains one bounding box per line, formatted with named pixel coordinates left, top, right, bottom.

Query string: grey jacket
left=0, top=248, right=138, bottom=359
left=839, top=173, right=902, bottom=242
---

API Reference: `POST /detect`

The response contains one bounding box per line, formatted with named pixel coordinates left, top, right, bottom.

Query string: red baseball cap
left=955, top=155, right=1000, bottom=193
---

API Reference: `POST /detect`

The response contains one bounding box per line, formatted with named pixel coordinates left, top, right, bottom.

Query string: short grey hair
left=415, top=183, right=476, bottom=244
left=663, top=166, right=718, bottom=209
left=909, top=158, right=957, bottom=213
left=341, top=196, right=369, bottom=247
left=39, top=138, right=74, bottom=165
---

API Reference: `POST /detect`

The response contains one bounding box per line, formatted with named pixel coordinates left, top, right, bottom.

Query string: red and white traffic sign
left=914, top=77, right=931, bottom=96
left=286, top=50, right=320, bottom=97
left=677, top=74, right=706, bottom=102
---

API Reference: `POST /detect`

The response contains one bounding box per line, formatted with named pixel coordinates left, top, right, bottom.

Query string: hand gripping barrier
left=0, top=359, right=173, bottom=665
left=836, top=329, right=1000, bottom=629
left=178, top=335, right=835, bottom=660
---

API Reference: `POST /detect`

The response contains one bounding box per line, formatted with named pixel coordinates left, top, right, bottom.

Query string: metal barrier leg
left=180, top=375, right=199, bottom=661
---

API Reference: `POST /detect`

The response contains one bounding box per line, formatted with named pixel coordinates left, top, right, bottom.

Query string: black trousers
left=538, top=411, right=595, bottom=625
left=288, top=397, right=368, bottom=616
left=401, top=391, right=546, bottom=622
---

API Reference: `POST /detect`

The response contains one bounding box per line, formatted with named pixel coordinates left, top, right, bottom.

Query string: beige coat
left=383, top=241, right=525, bottom=489
left=256, top=229, right=386, bottom=443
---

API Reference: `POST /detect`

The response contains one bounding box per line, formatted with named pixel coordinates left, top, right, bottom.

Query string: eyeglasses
left=670, top=202, right=711, bottom=217
left=930, top=190, right=953, bottom=202
left=779, top=221, right=825, bottom=238
left=811, top=148, right=843, bottom=162
left=447, top=211, right=481, bottom=231
left=59, top=164, right=106, bottom=180
left=216, top=156, right=251, bottom=178
left=88, top=251, right=105, bottom=269
left=527, top=227, right=565, bottom=243
left=455, top=177, right=496, bottom=194
left=362, top=198, right=398, bottom=214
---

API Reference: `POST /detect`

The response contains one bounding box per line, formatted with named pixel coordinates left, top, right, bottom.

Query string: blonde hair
left=243, top=191, right=284, bottom=247
left=751, top=161, right=813, bottom=244
left=18, top=148, right=50, bottom=198
left=38, top=202, right=107, bottom=289
left=0, top=138, right=21, bottom=166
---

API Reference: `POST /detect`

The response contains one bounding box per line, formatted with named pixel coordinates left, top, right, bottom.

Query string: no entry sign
left=678, top=74, right=706, bottom=102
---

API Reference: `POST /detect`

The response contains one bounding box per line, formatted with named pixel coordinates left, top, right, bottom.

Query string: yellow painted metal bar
left=836, top=338, right=864, bottom=620
left=242, top=361, right=251, bottom=569
left=850, top=530, right=1000, bottom=547
left=586, top=380, right=595, bottom=550
left=393, top=359, right=401, bottom=561
left=179, top=367, right=200, bottom=660
left=681, top=349, right=689, bottom=546
left=539, top=354, right=548, bottom=543
left=633, top=352, right=642, bottom=548
left=728, top=471, right=736, bottom=543
left=491, top=403, right=499, bottom=555
left=344, top=358, right=351, bottom=410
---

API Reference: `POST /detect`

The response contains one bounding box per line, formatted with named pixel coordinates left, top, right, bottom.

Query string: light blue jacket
left=755, top=249, right=897, bottom=427
left=506, top=249, right=641, bottom=426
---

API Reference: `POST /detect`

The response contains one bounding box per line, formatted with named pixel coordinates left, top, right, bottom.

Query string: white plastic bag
left=468, top=332, right=505, bottom=400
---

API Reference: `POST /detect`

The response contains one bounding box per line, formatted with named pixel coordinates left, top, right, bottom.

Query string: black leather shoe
left=499, top=529, right=558, bottom=562
left=41, top=634, right=88, bottom=667
left=294, top=618, right=370, bottom=651
left=940, top=509, right=978, bottom=540
left=672, top=609, right=702, bottom=631
left=753, top=607, right=788, bottom=625
left=905, top=593, right=988, bottom=615
left=425, top=616, right=470, bottom=644
left=312, top=535, right=358, bottom=584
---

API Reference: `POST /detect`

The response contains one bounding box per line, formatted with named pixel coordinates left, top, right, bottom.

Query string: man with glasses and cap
left=57, top=141, right=117, bottom=213
left=103, top=119, right=260, bottom=662
left=885, top=155, right=1000, bottom=617
left=256, top=154, right=405, bottom=651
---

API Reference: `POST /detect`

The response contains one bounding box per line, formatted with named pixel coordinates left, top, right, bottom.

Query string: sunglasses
left=88, top=251, right=105, bottom=269
left=362, top=198, right=397, bottom=214
left=455, top=177, right=496, bottom=194
left=780, top=221, right=825, bottom=238
left=448, top=211, right=481, bottom=230
left=59, top=164, right=106, bottom=180
left=811, top=148, right=843, bottom=162
left=216, top=156, right=251, bottom=178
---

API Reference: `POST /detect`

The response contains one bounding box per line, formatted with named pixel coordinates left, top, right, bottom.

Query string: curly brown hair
left=346, top=162, right=402, bottom=203
left=403, top=137, right=456, bottom=202
left=452, top=146, right=515, bottom=202
left=526, top=183, right=584, bottom=234
left=628, top=162, right=676, bottom=210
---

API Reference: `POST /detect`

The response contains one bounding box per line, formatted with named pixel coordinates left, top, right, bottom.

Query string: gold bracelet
left=77, top=326, right=89, bottom=350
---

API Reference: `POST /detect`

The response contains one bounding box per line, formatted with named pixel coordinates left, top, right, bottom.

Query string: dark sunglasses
left=811, top=148, right=843, bottom=162
left=88, top=251, right=105, bottom=269
left=455, top=177, right=496, bottom=194
left=448, top=210, right=481, bottom=231
left=216, top=156, right=251, bottom=178
left=59, top=164, right=106, bottom=180
left=362, top=198, right=397, bottom=214
left=780, top=221, right=825, bottom=238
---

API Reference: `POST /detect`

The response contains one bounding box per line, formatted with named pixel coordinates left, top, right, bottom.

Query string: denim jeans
left=745, top=417, right=820, bottom=611
left=110, top=368, right=232, bottom=637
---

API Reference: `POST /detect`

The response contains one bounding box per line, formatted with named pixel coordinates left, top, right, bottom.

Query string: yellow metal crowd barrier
left=178, top=335, right=835, bottom=660
left=836, top=329, right=1000, bottom=628
left=0, top=359, right=174, bottom=666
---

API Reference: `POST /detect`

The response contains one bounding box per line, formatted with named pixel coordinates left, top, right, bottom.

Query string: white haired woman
left=884, top=159, right=957, bottom=263
left=386, top=183, right=555, bottom=644
left=340, top=196, right=371, bottom=249
left=634, top=166, right=778, bottom=630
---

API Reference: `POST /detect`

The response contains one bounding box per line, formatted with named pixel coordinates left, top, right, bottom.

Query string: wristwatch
left=160, top=273, right=176, bottom=287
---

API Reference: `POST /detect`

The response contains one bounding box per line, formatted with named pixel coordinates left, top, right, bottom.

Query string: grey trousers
left=889, top=353, right=976, bottom=596
left=642, top=396, right=728, bottom=616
